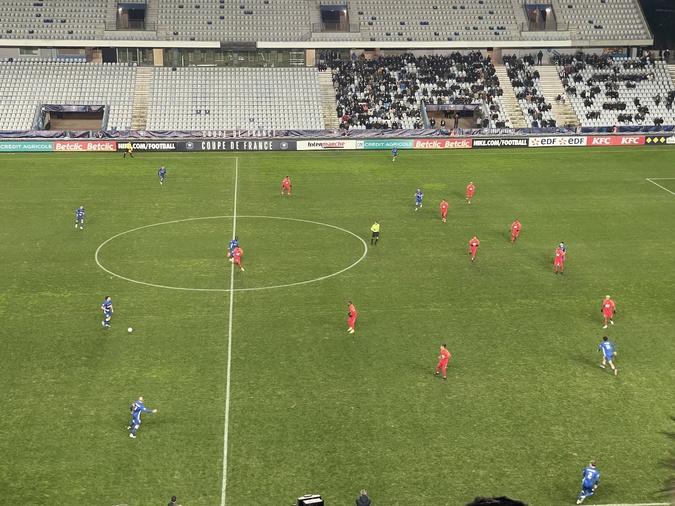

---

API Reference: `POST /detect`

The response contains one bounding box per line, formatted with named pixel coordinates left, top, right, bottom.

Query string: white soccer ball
left=127, top=327, right=133, bottom=333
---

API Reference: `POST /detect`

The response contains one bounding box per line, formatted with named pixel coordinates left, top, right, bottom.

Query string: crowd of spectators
left=554, top=51, right=675, bottom=127
left=503, top=54, right=556, bottom=128
left=327, top=51, right=509, bottom=130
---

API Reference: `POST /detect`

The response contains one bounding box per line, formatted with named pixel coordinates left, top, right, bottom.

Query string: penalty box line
left=646, top=178, right=675, bottom=196
left=221, top=156, right=238, bottom=506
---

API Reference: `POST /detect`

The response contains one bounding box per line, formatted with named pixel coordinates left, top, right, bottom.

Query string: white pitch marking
left=593, top=503, right=669, bottom=506
left=220, top=157, right=238, bottom=506
left=646, top=178, right=675, bottom=196
left=94, top=216, right=368, bottom=292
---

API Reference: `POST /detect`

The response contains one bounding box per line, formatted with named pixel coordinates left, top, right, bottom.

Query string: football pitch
left=0, top=147, right=674, bottom=506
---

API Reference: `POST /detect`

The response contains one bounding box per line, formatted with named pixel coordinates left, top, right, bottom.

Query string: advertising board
left=528, top=137, right=587, bottom=147
left=586, top=136, right=645, bottom=146
left=296, top=140, right=357, bottom=150
left=413, top=139, right=472, bottom=149
left=53, top=141, right=117, bottom=151
left=0, top=141, right=54, bottom=152
left=645, top=135, right=675, bottom=145
left=362, top=139, right=415, bottom=150
left=472, top=138, right=528, bottom=148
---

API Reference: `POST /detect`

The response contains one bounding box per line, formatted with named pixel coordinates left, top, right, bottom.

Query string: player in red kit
left=231, top=246, right=244, bottom=271
left=466, top=182, right=475, bottom=204
left=347, top=301, right=357, bottom=334
left=510, top=220, right=521, bottom=244
left=440, top=199, right=449, bottom=222
left=554, top=247, right=565, bottom=274
left=281, top=176, right=291, bottom=196
left=601, top=295, right=616, bottom=329
left=434, top=344, right=451, bottom=380
left=469, top=236, right=480, bottom=261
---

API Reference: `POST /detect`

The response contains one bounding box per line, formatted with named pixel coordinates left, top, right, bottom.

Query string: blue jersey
left=228, top=238, right=239, bottom=252
left=415, top=190, right=424, bottom=202
left=158, top=167, right=166, bottom=178
left=101, top=299, right=113, bottom=314
left=559, top=245, right=566, bottom=258
left=392, top=147, right=398, bottom=157
left=598, top=341, right=616, bottom=358
left=582, top=465, right=600, bottom=488
left=130, top=400, right=153, bottom=421
left=76, top=207, right=84, bottom=219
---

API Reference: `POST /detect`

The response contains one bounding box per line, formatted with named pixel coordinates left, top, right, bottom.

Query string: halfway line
left=221, top=156, right=238, bottom=506
left=646, top=178, right=675, bottom=196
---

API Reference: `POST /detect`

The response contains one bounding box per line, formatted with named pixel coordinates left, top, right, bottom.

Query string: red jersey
left=467, top=184, right=475, bottom=196
left=282, top=177, right=291, bottom=187
left=439, top=348, right=451, bottom=362
left=440, top=201, right=449, bottom=213
left=469, top=237, right=480, bottom=248
left=511, top=221, right=521, bottom=233
left=348, top=304, right=357, bottom=317
left=603, top=299, right=616, bottom=312
left=232, top=247, right=243, bottom=259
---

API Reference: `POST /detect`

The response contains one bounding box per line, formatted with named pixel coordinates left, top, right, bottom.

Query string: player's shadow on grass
left=537, top=251, right=554, bottom=270
left=570, top=352, right=604, bottom=371
left=485, top=227, right=513, bottom=244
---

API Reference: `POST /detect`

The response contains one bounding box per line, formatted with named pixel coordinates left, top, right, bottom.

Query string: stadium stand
left=0, top=0, right=652, bottom=45
left=0, top=60, right=134, bottom=131
left=329, top=52, right=511, bottom=130
left=354, top=0, right=519, bottom=42
left=155, top=0, right=312, bottom=42
left=555, top=52, right=675, bottom=127
left=549, top=0, right=651, bottom=42
left=146, top=67, right=324, bottom=130
left=0, top=0, right=107, bottom=40
left=503, top=54, right=557, bottom=127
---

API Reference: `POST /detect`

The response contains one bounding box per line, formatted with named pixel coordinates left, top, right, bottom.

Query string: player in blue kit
left=228, top=236, right=239, bottom=261
left=127, top=396, right=158, bottom=438
left=414, top=188, right=424, bottom=211
left=598, top=336, right=618, bottom=375
left=576, top=460, right=600, bottom=504
left=75, top=205, right=84, bottom=229
left=101, top=296, right=113, bottom=328
left=559, top=242, right=566, bottom=261
left=392, top=145, right=398, bottom=162
left=158, top=165, right=166, bottom=185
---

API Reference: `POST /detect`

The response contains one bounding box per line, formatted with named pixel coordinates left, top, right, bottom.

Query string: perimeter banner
left=586, top=136, right=645, bottom=146
left=184, top=140, right=296, bottom=151
left=296, top=140, right=357, bottom=150
left=53, top=141, right=117, bottom=151
left=116, top=141, right=180, bottom=151
left=528, top=136, right=587, bottom=147
left=362, top=139, right=414, bottom=150
left=472, top=138, right=528, bottom=148
left=645, top=135, right=675, bottom=145
left=413, top=139, right=472, bottom=149
left=0, top=141, right=53, bottom=152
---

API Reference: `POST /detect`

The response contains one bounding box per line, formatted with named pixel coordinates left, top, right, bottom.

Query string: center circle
left=94, top=216, right=368, bottom=292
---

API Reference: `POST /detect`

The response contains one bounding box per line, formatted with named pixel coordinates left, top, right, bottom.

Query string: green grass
left=0, top=147, right=674, bottom=506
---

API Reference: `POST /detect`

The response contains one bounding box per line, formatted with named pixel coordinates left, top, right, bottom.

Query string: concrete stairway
left=668, top=64, right=675, bottom=86
left=537, top=65, right=580, bottom=127
left=317, top=70, right=340, bottom=130
left=493, top=66, right=527, bottom=128
left=130, top=66, right=153, bottom=131
left=509, top=0, right=528, bottom=30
